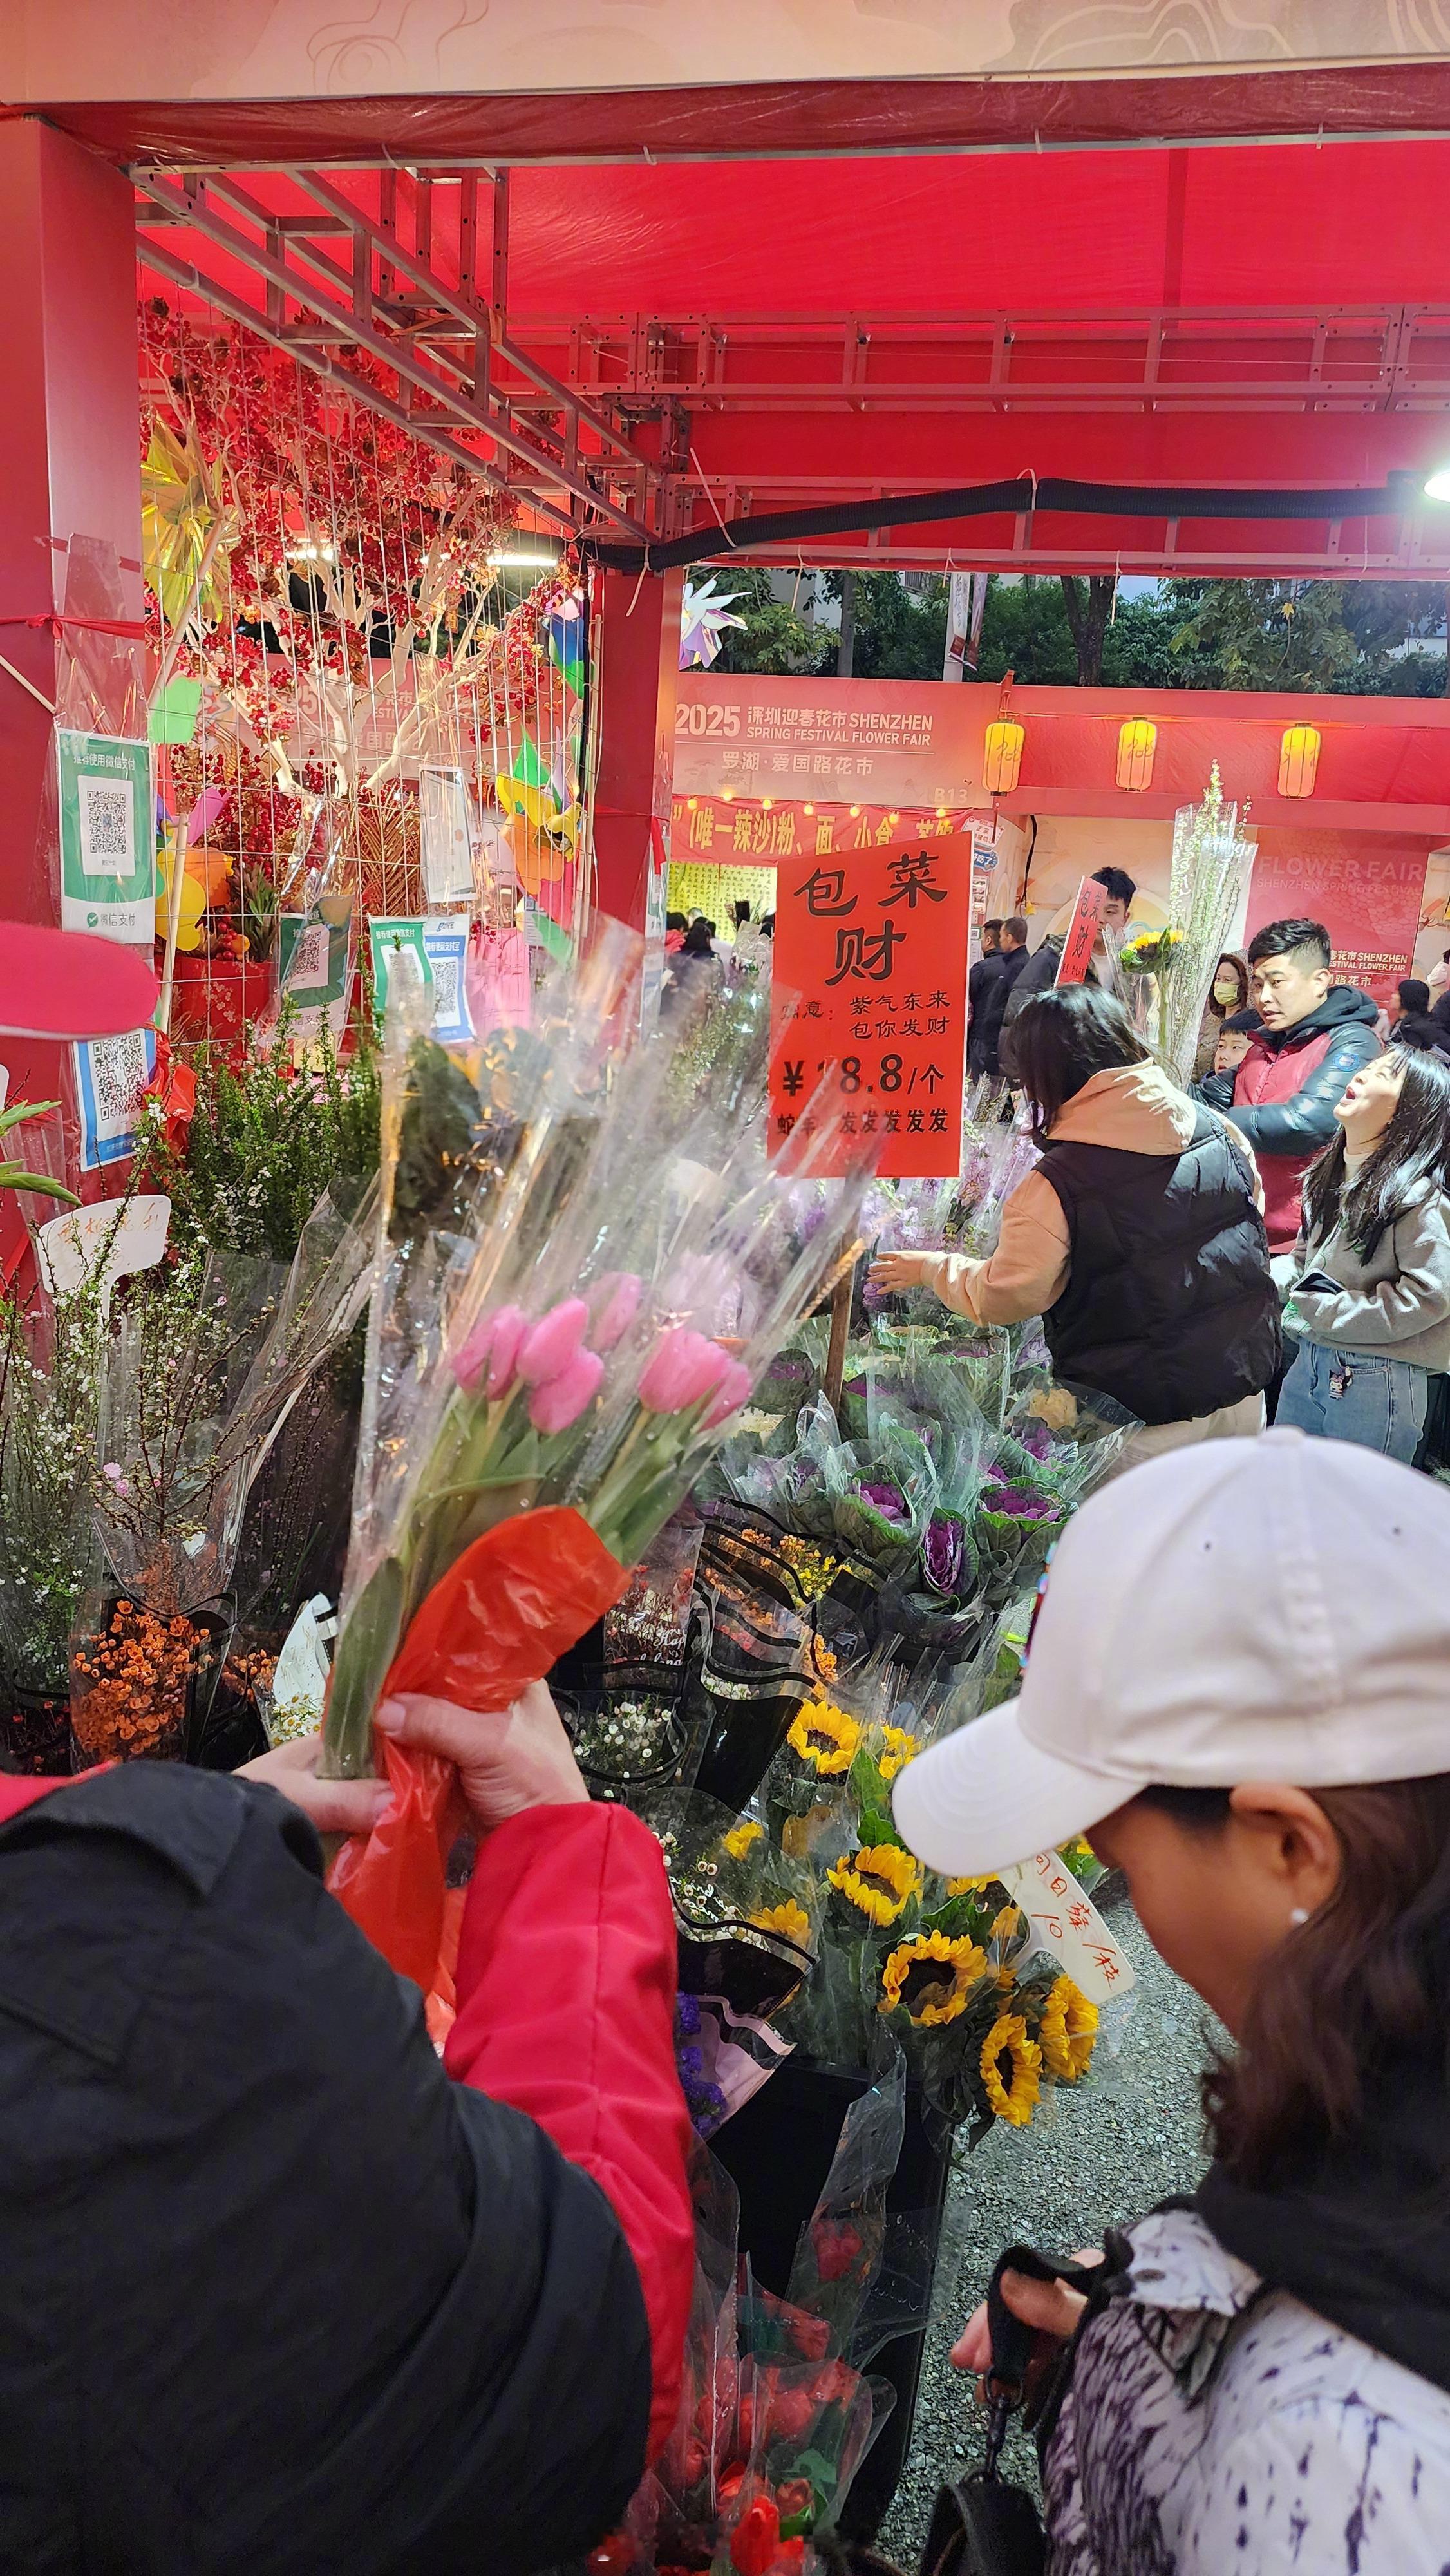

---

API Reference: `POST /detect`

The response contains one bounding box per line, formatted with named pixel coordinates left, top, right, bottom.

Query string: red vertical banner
left=770, top=832, right=972, bottom=1179
left=1053, top=876, right=1109, bottom=987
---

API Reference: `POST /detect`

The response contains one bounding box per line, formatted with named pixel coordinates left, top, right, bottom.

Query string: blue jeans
left=1276, top=1340, right=1429, bottom=1464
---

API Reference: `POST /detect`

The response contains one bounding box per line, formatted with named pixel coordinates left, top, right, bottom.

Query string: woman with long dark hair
left=1277, top=1043, right=1450, bottom=1462
left=898, top=1434, right=1450, bottom=2573
left=871, top=983, right=1280, bottom=1470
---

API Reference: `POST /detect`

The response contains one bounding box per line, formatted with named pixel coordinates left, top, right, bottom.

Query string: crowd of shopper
left=957, top=898, right=1450, bottom=1475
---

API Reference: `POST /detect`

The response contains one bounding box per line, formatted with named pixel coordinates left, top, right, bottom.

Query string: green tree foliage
left=1168, top=577, right=1446, bottom=695
left=847, top=573, right=948, bottom=679
left=713, top=565, right=1447, bottom=695
left=710, top=570, right=824, bottom=674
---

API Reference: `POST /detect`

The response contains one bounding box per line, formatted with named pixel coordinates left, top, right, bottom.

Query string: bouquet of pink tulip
left=323, top=942, right=874, bottom=1995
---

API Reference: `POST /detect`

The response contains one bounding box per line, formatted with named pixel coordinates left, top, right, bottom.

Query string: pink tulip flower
left=637, top=1327, right=733, bottom=1415
left=590, top=1271, right=643, bottom=1352
left=452, top=1312, right=496, bottom=1394
left=518, top=1298, right=590, bottom=1387
left=527, top=1345, right=604, bottom=1434
left=485, top=1305, right=529, bottom=1400
left=702, top=1359, right=754, bottom=1429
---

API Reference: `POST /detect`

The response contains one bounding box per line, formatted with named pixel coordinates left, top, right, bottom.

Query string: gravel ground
left=878, top=1884, right=1214, bottom=2565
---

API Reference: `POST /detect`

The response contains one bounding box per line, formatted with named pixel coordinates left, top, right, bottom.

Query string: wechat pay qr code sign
left=57, top=731, right=155, bottom=947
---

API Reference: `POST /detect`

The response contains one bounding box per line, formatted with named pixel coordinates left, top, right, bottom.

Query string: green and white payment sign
left=57, top=729, right=155, bottom=946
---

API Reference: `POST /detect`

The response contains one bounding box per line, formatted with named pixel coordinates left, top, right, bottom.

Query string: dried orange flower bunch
left=71, top=1599, right=198, bottom=1762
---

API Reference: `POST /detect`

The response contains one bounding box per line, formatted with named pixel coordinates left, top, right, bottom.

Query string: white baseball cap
left=892, top=1429, right=1450, bottom=1879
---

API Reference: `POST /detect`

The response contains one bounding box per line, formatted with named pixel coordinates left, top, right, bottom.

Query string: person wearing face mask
left=1215, top=919, right=1381, bottom=1262
left=895, top=1434, right=1450, bottom=2576
left=1193, top=950, right=1253, bottom=1079
left=1274, top=1043, right=1450, bottom=1463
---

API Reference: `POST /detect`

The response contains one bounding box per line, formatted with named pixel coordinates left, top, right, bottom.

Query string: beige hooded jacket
left=921, top=1064, right=1261, bottom=1327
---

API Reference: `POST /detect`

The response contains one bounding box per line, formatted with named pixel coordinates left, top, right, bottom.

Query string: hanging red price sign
left=770, top=833, right=973, bottom=1179
left=1053, top=875, right=1109, bottom=987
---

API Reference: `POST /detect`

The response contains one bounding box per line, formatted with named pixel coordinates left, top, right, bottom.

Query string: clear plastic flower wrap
left=588, top=2067, right=915, bottom=2575
left=719, top=1391, right=938, bottom=1586
left=92, top=1182, right=376, bottom=1620
left=973, top=1376, right=1138, bottom=1610
left=321, top=942, right=876, bottom=1993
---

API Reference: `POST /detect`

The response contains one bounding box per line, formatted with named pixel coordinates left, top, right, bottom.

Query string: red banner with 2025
left=770, top=833, right=973, bottom=1179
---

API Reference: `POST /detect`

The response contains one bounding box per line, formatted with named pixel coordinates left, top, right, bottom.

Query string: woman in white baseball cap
left=898, top=1429, right=1450, bottom=2573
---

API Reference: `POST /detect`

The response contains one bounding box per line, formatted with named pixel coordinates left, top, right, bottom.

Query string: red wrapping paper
left=326, top=1505, right=632, bottom=1991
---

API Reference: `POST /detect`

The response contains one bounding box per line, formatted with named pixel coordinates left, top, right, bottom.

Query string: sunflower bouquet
left=735, top=1687, right=1104, bottom=2139
left=1117, top=925, right=1183, bottom=977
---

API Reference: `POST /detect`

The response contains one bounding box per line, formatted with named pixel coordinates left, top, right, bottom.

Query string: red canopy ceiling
left=501, top=143, right=1450, bottom=317
left=135, top=137, right=1450, bottom=575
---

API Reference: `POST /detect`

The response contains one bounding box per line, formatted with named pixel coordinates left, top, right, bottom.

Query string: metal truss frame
left=511, top=302, right=1450, bottom=420
left=135, top=168, right=684, bottom=544
left=133, top=173, right=1450, bottom=573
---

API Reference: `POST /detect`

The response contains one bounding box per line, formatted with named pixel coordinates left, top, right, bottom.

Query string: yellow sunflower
left=878, top=1723, right=919, bottom=1783
left=946, top=1874, right=992, bottom=1897
left=1039, top=1975, right=1098, bottom=2083
left=751, top=1899, right=812, bottom=1947
left=786, top=1700, right=862, bottom=1774
left=723, top=1821, right=764, bottom=1861
left=879, top=1931, right=986, bottom=2027
left=980, top=2013, right=1042, bottom=2127
left=827, top=1842, right=924, bottom=1926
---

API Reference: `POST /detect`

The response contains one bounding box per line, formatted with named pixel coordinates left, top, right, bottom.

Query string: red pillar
left=590, top=567, right=683, bottom=934
left=0, top=119, right=142, bottom=1146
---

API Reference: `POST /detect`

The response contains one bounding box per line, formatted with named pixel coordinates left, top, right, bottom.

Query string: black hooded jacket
left=0, top=1764, right=681, bottom=2576
left=1213, top=983, right=1382, bottom=1163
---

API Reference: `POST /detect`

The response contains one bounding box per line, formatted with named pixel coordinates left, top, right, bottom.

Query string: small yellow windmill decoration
left=141, top=420, right=236, bottom=631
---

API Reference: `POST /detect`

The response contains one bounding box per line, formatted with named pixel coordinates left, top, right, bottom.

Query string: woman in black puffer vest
left=871, top=984, right=1280, bottom=1472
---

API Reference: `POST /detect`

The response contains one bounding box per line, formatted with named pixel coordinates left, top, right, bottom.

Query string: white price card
left=999, top=1849, right=1136, bottom=2007
left=37, top=1193, right=170, bottom=1318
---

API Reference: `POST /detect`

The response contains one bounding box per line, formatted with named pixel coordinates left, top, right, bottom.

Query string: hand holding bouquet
left=323, top=942, right=874, bottom=1994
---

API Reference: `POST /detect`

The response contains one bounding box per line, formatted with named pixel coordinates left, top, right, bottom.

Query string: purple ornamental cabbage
left=860, top=1480, right=909, bottom=1522
left=988, top=1486, right=1062, bottom=1523
left=923, top=1513, right=965, bottom=1595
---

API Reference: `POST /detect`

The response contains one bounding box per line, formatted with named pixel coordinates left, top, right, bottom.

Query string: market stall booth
left=3, top=13, right=1450, bottom=2563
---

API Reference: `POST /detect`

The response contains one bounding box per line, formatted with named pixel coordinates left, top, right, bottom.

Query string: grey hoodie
left=1290, top=1164, right=1450, bottom=1370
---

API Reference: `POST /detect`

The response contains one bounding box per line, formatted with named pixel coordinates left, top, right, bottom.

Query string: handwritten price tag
left=36, top=1194, right=170, bottom=1319
left=999, top=1849, right=1136, bottom=2007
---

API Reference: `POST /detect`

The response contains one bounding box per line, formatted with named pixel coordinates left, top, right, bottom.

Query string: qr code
left=79, top=777, right=134, bottom=876
left=89, top=1029, right=148, bottom=1134
left=429, top=953, right=461, bottom=1026
left=287, top=924, right=330, bottom=989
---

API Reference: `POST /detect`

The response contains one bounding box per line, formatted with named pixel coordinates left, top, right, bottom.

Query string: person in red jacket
left=0, top=1685, right=694, bottom=2575
left=1205, top=918, right=1381, bottom=1258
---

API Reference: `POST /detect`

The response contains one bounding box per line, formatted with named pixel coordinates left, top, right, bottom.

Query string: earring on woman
left=1288, top=1907, right=1310, bottom=1927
